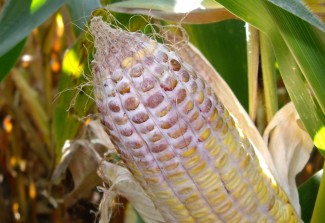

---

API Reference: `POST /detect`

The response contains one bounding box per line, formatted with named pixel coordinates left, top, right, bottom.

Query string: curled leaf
left=263, top=102, right=314, bottom=215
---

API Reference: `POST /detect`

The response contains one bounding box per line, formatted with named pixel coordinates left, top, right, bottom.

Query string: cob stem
left=311, top=161, right=325, bottom=223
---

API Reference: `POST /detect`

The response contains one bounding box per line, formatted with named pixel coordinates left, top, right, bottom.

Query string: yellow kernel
left=184, top=101, right=194, bottom=113
left=155, top=190, right=173, bottom=199
left=222, top=168, right=236, bottom=182
left=185, top=193, right=200, bottom=203
left=210, top=144, right=222, bottom=157
left=182, top=147, right=197, bottom=158
left=166, top=171, right=184, bottom=181
left=184, top=154, right=201, bottom=168
left=198, top=174, right=219, bottom=189
left=205, top=136, right=216, bottom=150
left=209, top=108, right=218, bottom=122
left=194, top=169, right=215, bottom=184
left=178, top=187, right=193, bottom=195
left=217, top=200, right=232, bottom=214
left=189, top=161, right=207, bottom=175
left=214, top=118, right=224, bottom=130
left=191, top=209, right=211, bottom=218
left=158, top=153, right=174, bottom=162
left=199, top=128, right=211, bottom=142
left=215, top=153, right=228, bottom=169
left=164, top=162, right=179, bottom=171
left=196, top=91, right=205, bottom=104
left=208, top=192, right=226, bottom=205
left=121, top=56, right=134, bottom=68
left=222, top=133, right=234, bottom=146
left=156, top=105, right=172, bottom=117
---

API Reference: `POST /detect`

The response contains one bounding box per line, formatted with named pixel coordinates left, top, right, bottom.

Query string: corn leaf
left=267, top=0, right=325, bottom=32
left=298, top=169, right=323, bottom=222
left=0, top=38, right=26, bottom=82
left=0, top=0, right=66, bottom=56
left=107, top=0, right=235, bottom=24
left=214, top=0, right=325, bottom=154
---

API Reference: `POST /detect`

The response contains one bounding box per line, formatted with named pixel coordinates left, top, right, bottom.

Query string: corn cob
left=90, top=16, right=300, bottom=223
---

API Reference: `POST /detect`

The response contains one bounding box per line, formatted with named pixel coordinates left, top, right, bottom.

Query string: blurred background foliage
left=0, top=0, right=324, bottom=222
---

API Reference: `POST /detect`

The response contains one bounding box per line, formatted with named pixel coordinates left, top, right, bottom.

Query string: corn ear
left=90, top=16, right=300, bottom=223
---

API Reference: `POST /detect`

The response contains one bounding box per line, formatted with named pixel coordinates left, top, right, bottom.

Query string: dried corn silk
left=90, top=16, right=300, bottom=223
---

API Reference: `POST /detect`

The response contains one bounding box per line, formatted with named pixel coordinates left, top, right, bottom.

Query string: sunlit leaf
left=107, top=0, right=235, bottom=24
left=0, top=0, right=66, bottom=56
left=267, top=0, right=325, bottom=32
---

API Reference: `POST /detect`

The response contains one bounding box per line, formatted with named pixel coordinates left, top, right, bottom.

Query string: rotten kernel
left=170, top=59, right=181, bottom=71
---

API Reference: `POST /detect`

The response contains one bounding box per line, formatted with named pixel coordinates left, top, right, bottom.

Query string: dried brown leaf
left=98, top=161, right=165, bottom=223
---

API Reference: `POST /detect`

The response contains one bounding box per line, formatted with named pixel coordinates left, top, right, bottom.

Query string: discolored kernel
left=130, top=64, right=144, bottom=77
left=147, top=92, right=164, bottom=108
left=170, top=59, right=181, bottom=71
left=161, top=76, right=178, bottom=91
left=132, top=112, right=149, bottom=124
left=108, top=100, right=120, bottom=112
left=141, top=78, right=156, bottom=92
left=125, top=97, right=140, bottom=111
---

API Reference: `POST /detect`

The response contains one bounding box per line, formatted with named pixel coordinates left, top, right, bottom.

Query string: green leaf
left=0, top=0, right=66, bottom=56
left=66, top=0, right=101, bottom=36
left=299, top=169, right=323, bottom=222
left=267, top=0, right=325, bottom=32
left=184, top=20, right=248, bottom=109
left=214, top=0, right=325, bottom=152
left=0, top=38, right=26, bottom=82
left=107, top=0, right=235, bottom=24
